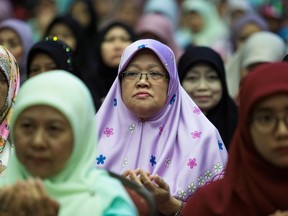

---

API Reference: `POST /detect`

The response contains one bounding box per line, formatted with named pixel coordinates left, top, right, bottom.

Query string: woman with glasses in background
left=182, top=62, right=288, bottom=215
left=95, top=39, right=228, bottom=215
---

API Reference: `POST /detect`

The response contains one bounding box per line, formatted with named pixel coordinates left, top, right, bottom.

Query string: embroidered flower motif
left=122, top=157, right=128, bottom=168
left=138, top=44, right=146, bottom=49
left=104, top=127, right=114, bottom=137
left=113, top=98, right=117, bottom=107
left=214, top=162, right=223, bottom=173
left=165, top=158, right=171, bottom=167
left=177, top=190, right=187, bottom=200
left=191, top=131, right=201, bottom=138
left=187, top=158, right=197, bottom=169
left=96, top=154, right=106, bottom=165
left=150, top=155, right=156, bottom=166
left=188, top=183, right=197, bottom=193
left=159, top=126, right=163, bottom=135
left=204, top=170, right=213, bottom=180
left=129, top=123, right=136, bottom=134
left=197, top=176, right=205, bottom=186
left=218, top=140, right=223, bottom=150
left=169, top=94, right=176, bottom=105
left=193, top=107, right=201, bottom=114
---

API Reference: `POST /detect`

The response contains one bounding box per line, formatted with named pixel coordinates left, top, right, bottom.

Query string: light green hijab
left=1, top=70, right=136, bottom=216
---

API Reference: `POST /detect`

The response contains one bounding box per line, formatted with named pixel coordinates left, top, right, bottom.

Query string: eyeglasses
left=250, top=112, right=288, bottom=133
left=120, top=71, right=169, bottom=81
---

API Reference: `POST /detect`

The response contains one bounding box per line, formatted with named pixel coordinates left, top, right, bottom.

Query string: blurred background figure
left=44, top=15, right=100, bottom=109
left=93, top=20, right=137, bottom=103
left=225, top=31, right=286, bottom=101
left=104, top=0, right=145, bottom=28
left=0, top=0, right=13, bottom=22
left=179, top=0, right=229, bottom=59
left=26, top=0, right=58, bottom=42
left=0, top=45, right=20, bottom=176
left=229, top=13, right=268, bottom=55
left=68, top=0, right=99, bottom=48
left=0, top=18, right=34, bottom=84
left=26, top=37, right=81, bottom=79
left=135, top=13, right=183, bottom=63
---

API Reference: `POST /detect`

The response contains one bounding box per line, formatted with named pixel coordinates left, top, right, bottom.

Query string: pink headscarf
left=95, top=39, right=228, bottom=200
left=0, top=45, right=20, bottom=153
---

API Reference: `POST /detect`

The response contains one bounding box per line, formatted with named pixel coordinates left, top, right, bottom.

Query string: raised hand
left=0, top=178, right=59, bottom=216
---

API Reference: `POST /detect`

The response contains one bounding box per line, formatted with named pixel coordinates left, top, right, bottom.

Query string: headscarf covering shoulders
left=96, top=39, right=228, bottom=201
left=1, top=70, right=136, bottom=215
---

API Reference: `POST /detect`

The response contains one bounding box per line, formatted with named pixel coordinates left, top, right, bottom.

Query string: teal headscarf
left=1, top=70, right=136, bottom=216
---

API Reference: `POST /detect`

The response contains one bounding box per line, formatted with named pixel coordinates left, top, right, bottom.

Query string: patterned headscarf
left=0, top=45, right=20, bottom=153
left=95, top=39, right=228, bottom=201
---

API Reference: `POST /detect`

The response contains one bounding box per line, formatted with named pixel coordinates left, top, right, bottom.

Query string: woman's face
left=0, top=28, right=23, bottom=61
left=121, top=49, right=169, bottom=120
left=185, top=11, right=204, bottom=33
left=236, top=22, right=263, bottom=50
left=182, top=63, right=222, bottom=113
left=29, top=53, right=57, bottom=78
left=0, top=71, right=8, bottom=111
left=101, top=26, right=132, bottom=68
left=70, top=1, right=91, bottom=28
left=47, top=23, right=76, bottom=51
left=250, top=94, right=288, bottom=168
left=14, top=105, right=73, bottom=178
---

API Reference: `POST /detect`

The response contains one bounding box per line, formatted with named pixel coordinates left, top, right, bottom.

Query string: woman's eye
left=185, top=76, right=198, bottom=81
left=207, top=74, right=219, bottom=80
left=20, top=123, right=33, bottom=130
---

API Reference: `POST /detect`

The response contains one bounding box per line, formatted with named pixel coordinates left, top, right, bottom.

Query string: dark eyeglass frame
left=249, top=112, right=288, bottom=133
left=119, top=71, right=170, bottom=81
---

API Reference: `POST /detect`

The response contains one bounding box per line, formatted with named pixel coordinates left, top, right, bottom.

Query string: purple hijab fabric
left=95, top=39, right=228, bottom=200
left=0, top=19, right=34, bottom=83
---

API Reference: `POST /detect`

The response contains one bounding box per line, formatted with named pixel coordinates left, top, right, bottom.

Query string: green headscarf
left=1, top=70, right=136, bottom=216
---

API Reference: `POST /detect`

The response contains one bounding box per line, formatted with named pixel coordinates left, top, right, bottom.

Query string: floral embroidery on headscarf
left=169, top=94, right=176, bottom=105
left=191, top=131, right=202, bottom=138
left=122, top=157, right=128, bottom=167
left=96, top=154, right=106, bottom=165
left=113, top=98, right=117, bottom=107
left=0, top=46, right=20, bottom=153
left=129, top=123, right=135, bottom=134
left=150, top=155, right=156, bottom=166
left=103, top=127, right=114, bottom=137
left=187, top=158, right=197, bottom=169
left=165, top=158, right=171, bottom=167
left=159, top=126, right=163, bottom=135
left=193, top=106, right=201, bottom=114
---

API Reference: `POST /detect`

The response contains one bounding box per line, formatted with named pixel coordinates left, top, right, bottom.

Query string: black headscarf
left=44, top=15, right=101, bottom=110
left=26, top=37, right=80, bottom=78
left=178, top=46, right=238, bottom=149
left=94, top=21, right=137, bottom=99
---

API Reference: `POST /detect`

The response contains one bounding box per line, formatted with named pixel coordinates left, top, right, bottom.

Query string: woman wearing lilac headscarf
left=0, top=19, right=34, bottom=84
left=95, top=39, right=228, bottom=215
